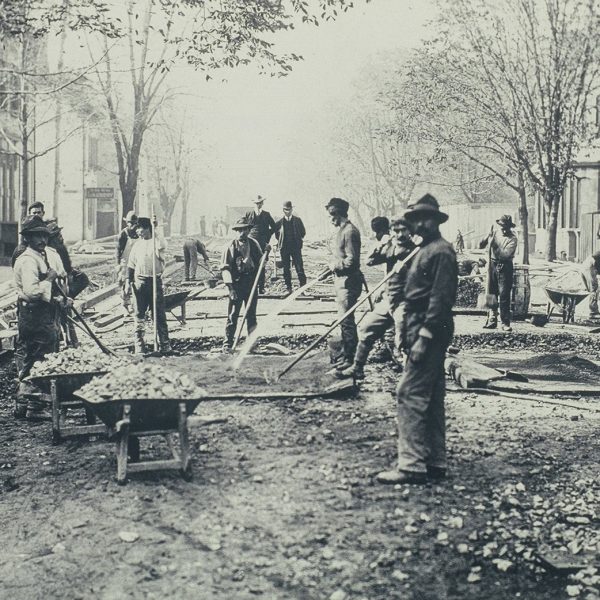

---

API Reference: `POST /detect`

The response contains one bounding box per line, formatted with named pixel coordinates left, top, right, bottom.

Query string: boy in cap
left=479, top=214, right=518, bottom=332
left=377, top=194, right=457, bottom=485
left=245, top=195, right=276, bottom=294
left=13, top=215, right=68, bottom=419
left=220, top=216, right=264, bottom=351
left=274, top=201, right=306, bottom=294
left=338, top=216, right=416, bottom=379
left=325, top=197, right=362, bottom=369
left=117, top=210, right=139, bottom=315
left=127, top=216, right=171, bottom=354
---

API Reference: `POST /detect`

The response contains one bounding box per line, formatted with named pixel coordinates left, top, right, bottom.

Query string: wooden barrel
left=511, top=266, right=531, bottom=319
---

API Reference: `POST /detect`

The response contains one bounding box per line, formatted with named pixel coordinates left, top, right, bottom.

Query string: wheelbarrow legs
left=116, top=403, right=131, bottom=485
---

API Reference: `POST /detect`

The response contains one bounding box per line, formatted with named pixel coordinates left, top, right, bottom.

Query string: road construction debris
left=29, top=347, right=130, bottom=378
left=77, top=363, right=206, bottom=400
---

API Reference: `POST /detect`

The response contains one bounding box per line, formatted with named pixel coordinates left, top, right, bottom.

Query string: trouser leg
left=392, top=302, right=405, bottom=352
left=133, top=279, right=151, bottom=347
left=487, top=264, right=500, bottom=323
left=396, top=338, right=447, bottom=473
left=190, top=251, right=198, bottom=280
left=355, top=301, right=393, bottom=366
left=150, top=278, right=170, bottom=348
left=335, top=279, right=361, bottom=361
left=225, top=288, right=243, bottom=346
left=497, top=261, right=513, bottom=325
left=281, top=248, right=292, bottom=290
left=292, top=247, right=306, bottom=286
left=241, top=279, right=259, bottom=334
left=183, top=246, right=191, bottom=280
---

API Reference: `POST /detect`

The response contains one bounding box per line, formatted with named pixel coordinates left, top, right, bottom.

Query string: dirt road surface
left=1, top=346, right=599, bottom=600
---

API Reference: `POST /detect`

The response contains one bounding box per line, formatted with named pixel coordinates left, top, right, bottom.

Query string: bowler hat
left=403, top=194, right=448, bottom=224
left=283, top=201, right=293, bottom=210
left=496, top=214, right=516, bottom=229
left=232, top=217, right=251, bottom=231
left=20, top=215, right=49, bottom=235
left=253, top=195, right=266, bottom=204
left=123, top=210, right=137, bottom=223
left=325, top=197, right=349, bottom=214
left=136, top=217, right=152, bottom=229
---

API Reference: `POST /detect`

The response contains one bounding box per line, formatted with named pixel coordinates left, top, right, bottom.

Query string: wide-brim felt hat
left=123, top=210, right=138, bottom=223
left=403, top=193, right=448, bottom=224
left=20, top=215, right=49, bottom=235
left=496, top=214, right=516, bottom=228
left=232, top=217, right=251, bottom=230
left=46, top=220, right=63, bottom=236
left=253, top=195, right=266, bottom=204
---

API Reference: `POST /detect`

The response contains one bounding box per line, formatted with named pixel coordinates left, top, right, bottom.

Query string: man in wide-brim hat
left=377, top=193, right=458, bottom=485
left=479, top=213, right=518, bottom=332
left=220, top=216, right=264, bottom=351
left=116, top=210, right=139, bottom=315
left=13, top=215, right=67, bottom=420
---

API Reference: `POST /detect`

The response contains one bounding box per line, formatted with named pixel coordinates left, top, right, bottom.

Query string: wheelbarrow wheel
left=180, top=463, right=193, bottom=481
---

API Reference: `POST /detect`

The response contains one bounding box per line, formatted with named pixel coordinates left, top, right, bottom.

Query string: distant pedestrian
left=274, top=201, right=306, bottom=294
left=454, top=229, right=465, bottom=254
left=245, top=195, right=276, bottom=294
left=212, top=217, right=219, bottom=237
left=325, top=197, right=362, bottom=370
left=183, top=236, right=210, bottom=281
left=479, top=214, right=518, bottom=332
left=377, top=194, right=457, bottom=485
left=220, top=217, right=265, bottom=351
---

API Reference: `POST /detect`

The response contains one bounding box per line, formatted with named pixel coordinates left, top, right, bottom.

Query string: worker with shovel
left=325, top=197, right=362, bottom=371
left=377, top=194, right=457, bottom=485
left=479, top=214, right=517, bottom=331
left=220, top=216, right=265, bottom=352
left=126, top=217, right=171, bottom=355
left=13, top=215, right=67, bottom=420
left=182, top=236, right=210, bottom=281
left=337, top=216, right=416, bottom=379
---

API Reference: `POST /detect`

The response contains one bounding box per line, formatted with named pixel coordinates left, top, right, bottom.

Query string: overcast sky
left=163, top=0, right=437, bottom=232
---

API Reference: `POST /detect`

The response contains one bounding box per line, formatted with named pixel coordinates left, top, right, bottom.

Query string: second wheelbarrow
left=26, top=371, right=109, bottom=444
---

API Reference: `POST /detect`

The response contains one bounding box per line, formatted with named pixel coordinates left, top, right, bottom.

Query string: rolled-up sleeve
left=16, top=256, right=52, bottom=303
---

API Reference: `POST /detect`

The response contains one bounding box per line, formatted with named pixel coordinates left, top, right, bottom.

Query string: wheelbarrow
left=164, top=290, right=190, bottom=325
left=544, top=287, right=590, bottom=324
left=26, top=371, right=109, bottom=444
left=74, top=393, right=205, bottom=484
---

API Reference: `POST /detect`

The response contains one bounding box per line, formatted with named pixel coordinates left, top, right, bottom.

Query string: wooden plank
left=127, top=459, right=181, bottom=473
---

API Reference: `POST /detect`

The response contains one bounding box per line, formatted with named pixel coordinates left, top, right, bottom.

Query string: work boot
left=134, top=339, right=148, bottom=355
left=159, top=342, right=174, bottom=355
left=286, top=286, right=293, bottom=295
left=376, top=469, right=427, bottom=485
left=501, top=324, right=512, bottom=332
left=482, top=319, right=497, bottom=330
left=221, top=341, right=233, bottom=354
left=427, top=466, right=447, bottom=481
left=337, top=362, right=365, bottom=380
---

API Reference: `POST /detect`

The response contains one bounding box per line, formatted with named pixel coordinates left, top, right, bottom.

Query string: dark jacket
left=220, top=237, right=263, bottom=285
left=275, top=215, right=306, bottom=250
left=244, top=210, right=276, bottom=249
left=404, top=233, right=457, bottom=344
left=117, top=227, right=138, bottom=264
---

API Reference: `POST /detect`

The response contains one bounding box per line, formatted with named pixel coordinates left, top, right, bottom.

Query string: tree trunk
left=544, top=189, right=561, bottom=261
left=517, top=172, right=529, bottom=265
left=19, top=44, right=29, bottom=219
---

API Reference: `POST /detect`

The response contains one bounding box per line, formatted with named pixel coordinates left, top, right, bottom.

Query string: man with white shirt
left=13, top=215, right=67, bottom=420
left=127, top=216, right=171, bottom=354
left=274, top=201, right=306, bottom=294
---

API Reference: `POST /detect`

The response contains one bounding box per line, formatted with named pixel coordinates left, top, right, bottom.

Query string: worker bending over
left=479, top=214, right=517, bottom=332
left=377, top=194, right=457, bottom=485
left=220, top=217, right=265, bottom=351
left=338, top=216, right=416, bottom=379
left=13, top=216, right=68, bottom=420
left=183, top=236, right=210, bottom=281
left=127, top=217, right=171, bottom=354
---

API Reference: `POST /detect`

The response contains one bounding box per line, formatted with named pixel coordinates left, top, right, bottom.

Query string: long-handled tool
left=65, top=309, right=116, bottom=356
left=231, top=250, right=269, bottom=351
left=361, top=273, right=375, bottom=311
left=277, top=247, right=419, bottom=381
left=151, top=208, right=159, bottom=352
